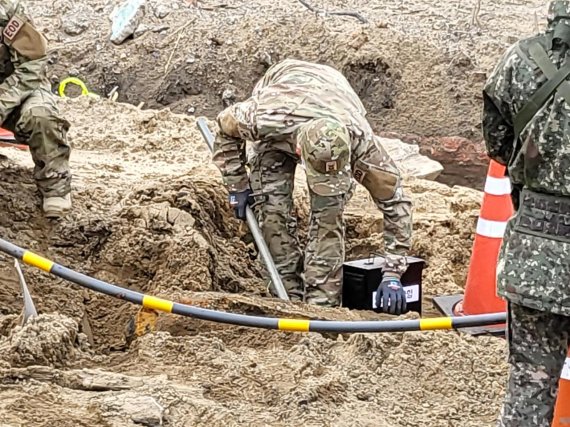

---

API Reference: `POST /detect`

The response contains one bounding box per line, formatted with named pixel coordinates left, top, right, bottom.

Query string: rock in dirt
left=61, top=4, right=92, bottom=36
left=0, top=314, right=80, bottom=368
left=153, top=4, right=171, bottom=19
left=110, top=0, right=146, bottom=45
left=134, top=23, right=149, bottom=38
left=0, top=366, right=145, bottom=392
left=222, top=88, right=236, bottom=107
left=101, top=394, right=164, bottom=427
left=379, top=136, right=443, bottom=180
left=149, top=0, right=178, bottom=19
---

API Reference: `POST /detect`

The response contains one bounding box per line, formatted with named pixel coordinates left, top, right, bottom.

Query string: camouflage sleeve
left=0, top=1, right=49, bottom=124
left=353, top=136, right=413, bottom=277
left=482, top=45, right=517, bottom=165
left=375, top=185, right=413, bottom=277
left=212, top=100, right=258, bottom=192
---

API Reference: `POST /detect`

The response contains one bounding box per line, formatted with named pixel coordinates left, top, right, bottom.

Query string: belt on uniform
left=515, top=189, right=570, bottom=242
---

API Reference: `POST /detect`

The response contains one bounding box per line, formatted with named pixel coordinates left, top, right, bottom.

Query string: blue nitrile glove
left=376, top=275, right=407, bottom=315
left=229, top=188, right=254, bottom=220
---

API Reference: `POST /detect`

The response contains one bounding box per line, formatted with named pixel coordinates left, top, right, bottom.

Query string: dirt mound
left=123, top=328, right=505, bottom=426
left=0, top=326, right=506, bottom=426
left=0, top=314, right=83, bottom=368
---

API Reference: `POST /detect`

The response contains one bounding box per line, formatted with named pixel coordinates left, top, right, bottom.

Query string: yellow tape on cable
left=419, top=317, right=453, bottom=331
left=278, top=318, right=310, bottom=332
left=142, top=295, right=174, bottom=313
left=22, top=251, right=54, bottom=272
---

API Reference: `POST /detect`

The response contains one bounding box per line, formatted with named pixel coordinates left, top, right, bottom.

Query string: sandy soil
left=0, top=0, right=539, bottom=425
left=0, top=97, right=505, bottom=427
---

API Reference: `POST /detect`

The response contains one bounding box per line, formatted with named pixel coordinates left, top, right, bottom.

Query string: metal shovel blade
left=14, top=259, right=38, bottom=325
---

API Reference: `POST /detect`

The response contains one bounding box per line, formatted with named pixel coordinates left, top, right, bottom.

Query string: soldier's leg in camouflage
left=498, top=303, right=570, bottom=427
left=15, top=88, right=71, bottom=218
left=304, top=190, right=346, bottom=307
left=248, top=150, right=303, bottom=300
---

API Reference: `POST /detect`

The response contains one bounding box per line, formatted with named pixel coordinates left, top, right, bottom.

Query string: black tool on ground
left=342, top=255, right=425, bottom=315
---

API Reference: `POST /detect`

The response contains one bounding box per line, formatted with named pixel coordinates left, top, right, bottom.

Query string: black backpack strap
left=528, top=42, right=570, bottom=106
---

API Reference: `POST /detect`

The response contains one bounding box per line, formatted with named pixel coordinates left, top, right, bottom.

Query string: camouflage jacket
left=0, top=0, right=50, bottom=123
left=214, top=58, right=377, bottom=191
left=213, top=59, right=412, bottom=273
left=483, top=29, right=570, bottom=315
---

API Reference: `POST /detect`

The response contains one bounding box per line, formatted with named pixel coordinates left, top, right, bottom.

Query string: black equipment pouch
left=514, top=188, right=570, bottom=243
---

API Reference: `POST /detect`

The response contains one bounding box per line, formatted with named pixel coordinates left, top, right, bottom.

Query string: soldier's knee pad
left=18, top=106, right=52, bottom=129
left=18, top=107, right=69, bottom=140
left=353, top=159, right=400, bottom=201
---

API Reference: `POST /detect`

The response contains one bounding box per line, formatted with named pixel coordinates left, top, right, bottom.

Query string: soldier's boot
left=43, top=193, right=71, bottom=219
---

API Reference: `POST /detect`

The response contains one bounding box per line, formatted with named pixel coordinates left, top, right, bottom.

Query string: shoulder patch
left=3, top=15, right=24, bottom=42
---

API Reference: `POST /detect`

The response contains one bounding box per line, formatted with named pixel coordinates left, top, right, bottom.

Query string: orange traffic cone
left=0, top=127, right=14, bottom=140
left=552, top=350, right=570, bottom=427
left=0, top=127, right=27, bottom=150
left=454, top=159, right=513, bottom=316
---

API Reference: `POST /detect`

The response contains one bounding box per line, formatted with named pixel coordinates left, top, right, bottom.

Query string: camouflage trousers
left=498, top=303, right=570, bottom=427
left=248, top=149, right=348, bottom=306
left=3, top=88, right=71, bottom=197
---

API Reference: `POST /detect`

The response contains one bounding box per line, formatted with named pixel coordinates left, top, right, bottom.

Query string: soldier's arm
left=482, top=46, right=517, bottom=165
left=353, top=140, right=412, bottom=277
left=0, top=1, right=49, bottom=123
left=212, top=100, right=258, bottom=192
left=374, top=184, right=413, bottom=277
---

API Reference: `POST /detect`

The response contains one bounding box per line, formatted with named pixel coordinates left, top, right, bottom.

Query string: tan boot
left=43, top=193, right=72, bottom=218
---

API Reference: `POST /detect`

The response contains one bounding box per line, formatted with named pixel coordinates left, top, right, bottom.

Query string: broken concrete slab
left=377, top=136, right=443, bottom=181
left=110, top=0, right=146, bottom=45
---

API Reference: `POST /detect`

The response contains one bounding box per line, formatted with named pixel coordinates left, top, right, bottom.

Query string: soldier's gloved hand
left=376, top=274, right=407, bottom=315
left=229, top=188, right=254, bottom=220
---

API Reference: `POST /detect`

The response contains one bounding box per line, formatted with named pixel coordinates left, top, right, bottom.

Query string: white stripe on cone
left=484, top=176, right=512, bottom=196
left=562, top=357, right=570, bottom=381
left=476, top=218, right=508, bottom=239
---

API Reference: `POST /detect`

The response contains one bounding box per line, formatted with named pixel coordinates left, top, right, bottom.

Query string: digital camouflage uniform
left=483, top=2, right=570, bottom=425
left=0, top=1, right=71, bottom=207
left=213, top=59, right=412, bottom=306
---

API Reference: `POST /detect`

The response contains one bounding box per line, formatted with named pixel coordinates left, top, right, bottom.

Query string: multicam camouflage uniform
left=213, top=59, right=412, bottom=306
left=483, top=2, right=570, bottom=425
left=0, top=1, right=71, bottom=213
